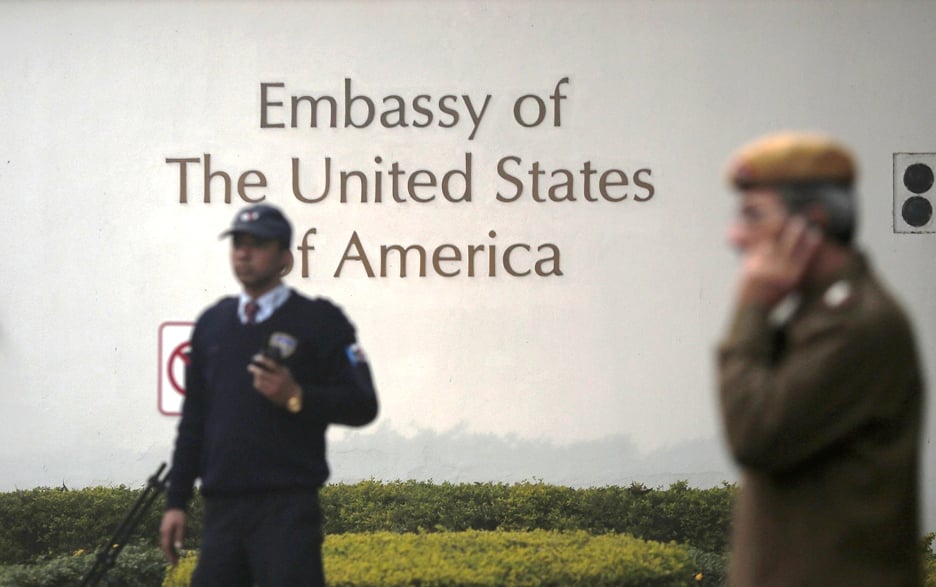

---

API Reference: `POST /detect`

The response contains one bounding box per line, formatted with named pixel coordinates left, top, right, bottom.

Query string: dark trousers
left=192, top=489, right=324, bottom=587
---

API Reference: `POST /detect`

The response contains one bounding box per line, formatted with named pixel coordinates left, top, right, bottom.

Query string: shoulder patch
left=346, top=343, right=367, bottom=365
left=823, top=280, right=852, bottom=308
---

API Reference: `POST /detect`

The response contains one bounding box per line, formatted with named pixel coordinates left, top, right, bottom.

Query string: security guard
left=160, top=204, right=378, bottom=586
left=719, top=132, right=925, bottom=586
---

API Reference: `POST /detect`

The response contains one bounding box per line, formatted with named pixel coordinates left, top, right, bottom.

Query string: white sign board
left=157, top=322, right=193, bottom=416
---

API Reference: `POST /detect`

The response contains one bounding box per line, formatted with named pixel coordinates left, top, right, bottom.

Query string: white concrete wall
left=1, top=0, right=934, bottom=528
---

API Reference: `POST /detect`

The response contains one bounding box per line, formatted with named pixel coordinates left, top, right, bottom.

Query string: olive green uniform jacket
left=718, top=253, right=924, bottom=587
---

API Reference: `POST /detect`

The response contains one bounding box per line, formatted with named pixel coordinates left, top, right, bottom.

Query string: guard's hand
left=248, top=355, right=301, bottom=408
left=159, top=508, right=186, bottom=566
left=737, top=217, right=821, bottom=309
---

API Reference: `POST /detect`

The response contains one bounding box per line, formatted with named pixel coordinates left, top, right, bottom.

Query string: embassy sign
left=164, top=77, right=658, bottom=281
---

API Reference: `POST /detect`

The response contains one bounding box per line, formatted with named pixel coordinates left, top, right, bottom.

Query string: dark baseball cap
left=220, top=204, right=292, bottom=247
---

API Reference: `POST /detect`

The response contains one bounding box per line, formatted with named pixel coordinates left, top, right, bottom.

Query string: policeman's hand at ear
left=737, top=216, right=822, bottom=309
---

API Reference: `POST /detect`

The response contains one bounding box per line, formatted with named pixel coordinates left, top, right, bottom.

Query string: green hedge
left=6, top=532, right=935, bottom=587
left=320, top=480, right=734, bottom=554
left=0, top=531, right=709, bottom=587
left=0, top=486, right=146, bottom=565
left=0, top=545, right=167, bottom=587
left=163, top=530, right=698, bottom=587
left=0, top=480, right=733, bottom=565
left=0, top=485, right=203, bottom=566
left=5, top=531, right=933, bottom=587
left=0, top=480, right=734, bottom=586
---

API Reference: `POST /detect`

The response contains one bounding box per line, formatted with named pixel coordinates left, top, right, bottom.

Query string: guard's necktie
left=245, top=300, right=259, bottom=324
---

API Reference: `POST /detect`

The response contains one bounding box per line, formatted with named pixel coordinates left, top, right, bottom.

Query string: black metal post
left=79, top=462, right=170, bottom=587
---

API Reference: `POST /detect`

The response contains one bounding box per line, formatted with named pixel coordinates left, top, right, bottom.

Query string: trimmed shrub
left=924, top=532, right=936, bottom=587
left=0, top=480, right=737, bottom=565
left=0, top=480, right=732, bottom=566
left=319, top=480, right=735, bottom=554
left=0, top=486, right=143, bottom=565
left=0, top=544, right=166, bottom=587
left=161, top=551, right=198, bottom=587
left=0, top=486, right=204, bottom=565
left=163, top=530, right=696, bottom=587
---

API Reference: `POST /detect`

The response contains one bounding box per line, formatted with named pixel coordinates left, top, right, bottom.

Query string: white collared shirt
left=238, top=284, right=291, bottom=324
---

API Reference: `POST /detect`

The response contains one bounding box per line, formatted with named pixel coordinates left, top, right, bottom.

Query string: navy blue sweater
left=166, top=291, right=378, bottom=510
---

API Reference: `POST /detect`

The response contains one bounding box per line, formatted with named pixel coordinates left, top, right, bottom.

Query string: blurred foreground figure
left=718, top=132, right=924, bottom=586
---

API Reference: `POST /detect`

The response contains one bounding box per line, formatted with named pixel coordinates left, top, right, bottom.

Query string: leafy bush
left=4, top=482, right=936, bottom=586
left=161, top=551, right=197, bottom=587
left=163, top=530, right=696, bottom=587
left=924, top=532, right=936, bottom=587
left=604, top=481, right=735, bottom=554
left=319, top=479, right=735, bottom=554
left=0, top=480, right=732, bottom=567
left=0, top=485, right=204, bottom=565
left=0, top=544, right=167, bottom=587
left=685, top=547, right=727, bottom=587
left=0, top=486, right=143, bottom=565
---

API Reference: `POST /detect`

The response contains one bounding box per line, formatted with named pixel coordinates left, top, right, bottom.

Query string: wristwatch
left=287, top=389, right=303, bottom=413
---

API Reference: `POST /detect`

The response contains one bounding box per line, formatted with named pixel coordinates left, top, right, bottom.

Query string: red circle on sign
left=167, top=341, right=191, bottom=396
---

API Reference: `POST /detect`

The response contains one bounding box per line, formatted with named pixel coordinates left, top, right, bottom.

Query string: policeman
left=718, top=132, right=925, bottom=586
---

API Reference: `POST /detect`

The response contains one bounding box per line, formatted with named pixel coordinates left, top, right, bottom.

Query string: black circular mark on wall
left=903, top=163, right=934, bottom=194
left=902, top=196, right=933, bottom=228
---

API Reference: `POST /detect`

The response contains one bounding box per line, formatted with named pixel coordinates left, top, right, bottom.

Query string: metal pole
left=79, top=462, right=169, bottom=587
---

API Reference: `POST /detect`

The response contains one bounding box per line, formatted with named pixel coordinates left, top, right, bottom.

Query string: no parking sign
left=158, top=322, right=194, bottom=416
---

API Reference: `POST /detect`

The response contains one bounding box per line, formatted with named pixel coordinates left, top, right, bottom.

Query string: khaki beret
left=726, top=132, right=857, bottom=189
